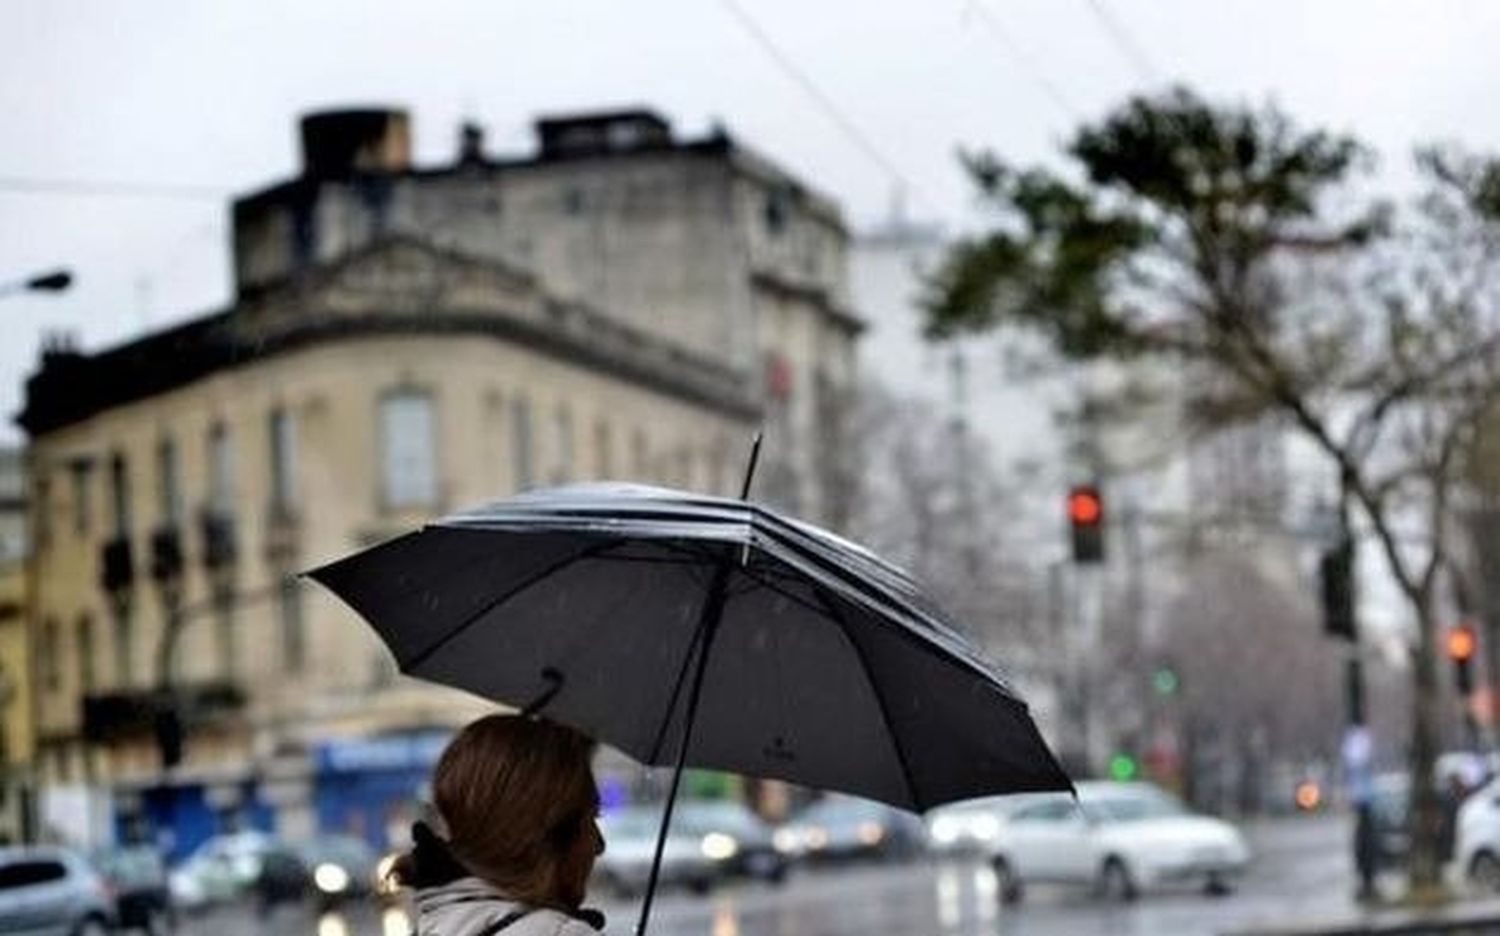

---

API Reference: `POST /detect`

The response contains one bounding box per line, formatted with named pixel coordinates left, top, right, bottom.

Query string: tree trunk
left=1407, top=596, right=1448, bottom=898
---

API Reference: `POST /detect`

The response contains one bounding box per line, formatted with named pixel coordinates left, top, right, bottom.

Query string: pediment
left=246, top=236, right=546, bottom=326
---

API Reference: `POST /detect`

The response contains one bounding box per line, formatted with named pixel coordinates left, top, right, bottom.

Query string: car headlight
left=375, top=853, right=401, bottom=895
left=315, top=863, right=351, bottom=894
left=971, top=814, right=1001, bottom=841
left=805, top=827, right=829, bottom=851
left=856, top=822, right=885, bottom=846
left=700, top=833, right=739, bottom=861
left=773, top=828, right=802, bottom=855
left=930, top=817, right=960, bottom=845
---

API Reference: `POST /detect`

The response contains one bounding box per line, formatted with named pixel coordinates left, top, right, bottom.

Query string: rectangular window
left=511, top=397, right=534, bottom=491
left=595, top=420, right=613, bottom=479
left=553, top=405, right=573, bottom=484
left=380, top=390, right=438, bottom=508
left=279, top=575, right=305, bottom=672
left=76, top=615, right=95, bottom=693
left=157, top=437, right=181, bottom=525
left=33, top=476, right=51, bottom=551
left=108, top=452, right=130, bottom=538
left=269, top=407, right=297, bottom=509
left=114, top=611, right=133, bottom=687
left=42, top=618, right=59, bottom=691
left=632, top=430, right=649, bottom=481
left=69, top=461, right=91, bottom=536
left=208, top=423, right=234, bottom=515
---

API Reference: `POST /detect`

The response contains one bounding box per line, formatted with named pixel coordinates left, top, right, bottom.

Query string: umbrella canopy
left=308, top=483, right=1071, bottom=812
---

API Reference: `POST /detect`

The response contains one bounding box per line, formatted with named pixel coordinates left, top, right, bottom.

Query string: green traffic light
left=1109, top=753, right=1138, bottom=782
left=1152, top=668, right=1179, bottom=696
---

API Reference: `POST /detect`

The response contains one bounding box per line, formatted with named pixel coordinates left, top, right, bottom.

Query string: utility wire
left=963, top=1, right=1083, bottom=121
left=0, top=176, right=228, bottom=201
left=717, top=0, right=929, bottom=211
left=1080, top=0, right=1160, bottom=85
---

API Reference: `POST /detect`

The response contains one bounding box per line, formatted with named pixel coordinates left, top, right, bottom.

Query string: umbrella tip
left=739, top=432, right=763, bottom=501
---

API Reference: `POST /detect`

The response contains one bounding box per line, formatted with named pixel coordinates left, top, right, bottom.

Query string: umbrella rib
left=400, top=538, right=624, bottom=673
left=813, top=585, right=922, bottom=811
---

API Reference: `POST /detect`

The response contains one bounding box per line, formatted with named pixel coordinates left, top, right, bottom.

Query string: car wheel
left=1471, top=850, right=1500, bottom=893
left=687, top=876, right=713, bottom=896
left=992, top=856, right=1024, bottom=906
left=1098, top=857, right=1138, bottom=902
left=74, top=916, right=110, bottom=936
left=1204, top=873, right=1233, bottom=898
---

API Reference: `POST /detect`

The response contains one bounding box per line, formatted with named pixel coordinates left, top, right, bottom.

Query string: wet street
left=181, top=814, right=1372, bottom=936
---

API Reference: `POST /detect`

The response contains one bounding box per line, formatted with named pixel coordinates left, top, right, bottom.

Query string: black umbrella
left=308, top=459, right=1069, bottom=933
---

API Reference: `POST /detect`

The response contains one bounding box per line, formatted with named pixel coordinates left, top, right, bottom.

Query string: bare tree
left=923, top=88, right=1500, bottom=893
left=841, top=382, right=1053, bottom=670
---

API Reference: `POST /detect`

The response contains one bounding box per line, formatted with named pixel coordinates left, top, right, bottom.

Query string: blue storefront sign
left=314, top=731, right=451, bottom=851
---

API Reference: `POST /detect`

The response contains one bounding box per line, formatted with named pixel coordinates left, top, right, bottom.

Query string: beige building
left=0, top=446, right=33, bottom=843
left=17, top=107, right=859, bottom=854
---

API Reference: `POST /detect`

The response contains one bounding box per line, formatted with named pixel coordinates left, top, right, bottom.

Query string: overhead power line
left=0, top=176, right=228, bottom=201
left=963, top=1, right=1083, bottom=121
left=717, top=0, right=929, bottom=211
left=1080, top=0, right=1160, bottom=85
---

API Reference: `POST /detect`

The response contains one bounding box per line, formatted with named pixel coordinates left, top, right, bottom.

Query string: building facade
left=0, top=446, right=33, bottom=843
left=18, top=108, right=860, bottom=856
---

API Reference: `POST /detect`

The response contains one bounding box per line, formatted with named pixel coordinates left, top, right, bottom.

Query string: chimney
left=299, top=108, right=411, bottom=179
left=457, top=121, right=486, bottom=166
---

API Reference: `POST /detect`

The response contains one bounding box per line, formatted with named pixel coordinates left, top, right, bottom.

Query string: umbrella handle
left=519, top=667, right=564, bottom=718
left=634, top=566, right=729, bottom=936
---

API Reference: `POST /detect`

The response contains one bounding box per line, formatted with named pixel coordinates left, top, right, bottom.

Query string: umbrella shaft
left=634, top=564, right=730, bottom=936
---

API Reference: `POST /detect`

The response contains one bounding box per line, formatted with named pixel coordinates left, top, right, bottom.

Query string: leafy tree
left=924, top=87, right=1500, bottom=895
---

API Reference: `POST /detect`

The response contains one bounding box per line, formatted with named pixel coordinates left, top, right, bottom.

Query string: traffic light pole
left=1330, top=498, right=1377, bottom=901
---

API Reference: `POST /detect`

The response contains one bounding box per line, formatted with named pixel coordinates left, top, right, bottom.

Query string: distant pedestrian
left=390, top=714, right=606, bottom=936
left=1438, top=773, right=1470, bottom=863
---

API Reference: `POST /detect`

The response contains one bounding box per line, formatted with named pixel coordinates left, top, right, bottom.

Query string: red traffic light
left=1068, top=487, right=1103, bottom=526
left=1449, top=624, right=1478, bottom=663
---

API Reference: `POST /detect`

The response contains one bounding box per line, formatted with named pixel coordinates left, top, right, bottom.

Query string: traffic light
left=1449, top=622, right=1478, bottom=696
left=1068, top=485, right=1105, bottom=564
left=1319, top=538, right=1356, bottom=641
left=1108, top=753, right=1138, bottom=782
left=1151, top=666, right=1180, bottom=697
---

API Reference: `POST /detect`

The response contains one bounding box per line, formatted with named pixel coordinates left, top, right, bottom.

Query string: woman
left=391, top=714, right=607, bottom=935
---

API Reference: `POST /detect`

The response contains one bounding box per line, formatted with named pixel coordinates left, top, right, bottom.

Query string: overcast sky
left=3, top=0, right=1500, bottom=442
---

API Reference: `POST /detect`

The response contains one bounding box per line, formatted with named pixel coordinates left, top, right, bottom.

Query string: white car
left=1455, top=777, right=1500, bottom=889
left=986, top=781, right=1250, bottom=902
left=927, top=794, right=1048, bottom=855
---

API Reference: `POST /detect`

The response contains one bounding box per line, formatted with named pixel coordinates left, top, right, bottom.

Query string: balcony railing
left=81, top=681, right=248, bottom=744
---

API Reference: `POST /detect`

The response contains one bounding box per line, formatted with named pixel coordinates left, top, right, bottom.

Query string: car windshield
left=601, top=810, right=668, bottom=841
left=1088, top=793, right=1190, bottom=823
left=296, top=837, right=371, bottom=866
left=676, top=802, right=766, bottom=836
left=91, top=847, right=163, bottom=884
left=798, top=797, right=880, bottom=825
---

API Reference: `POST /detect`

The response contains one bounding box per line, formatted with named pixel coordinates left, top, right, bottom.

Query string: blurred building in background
left=16, top=107, right=860, bottom=858
left=0, top=446, right=34, bottom=843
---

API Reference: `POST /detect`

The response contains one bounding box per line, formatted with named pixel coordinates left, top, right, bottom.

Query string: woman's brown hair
left=391, top=714, right=598, bottom=908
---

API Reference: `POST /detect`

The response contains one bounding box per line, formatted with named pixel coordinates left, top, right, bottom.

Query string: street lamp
left=0, top=269, right=73, bottom=300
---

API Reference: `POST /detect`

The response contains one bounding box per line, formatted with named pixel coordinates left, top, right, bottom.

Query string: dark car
left=253, top=835, right=379, bottom=914
left=781, top=795, right=926, bottom=862
left=295, top=835, right=378, bottom=907
left=675, top=801, right=789, bottom=885
left=91, top=845, right=174, bottom=934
